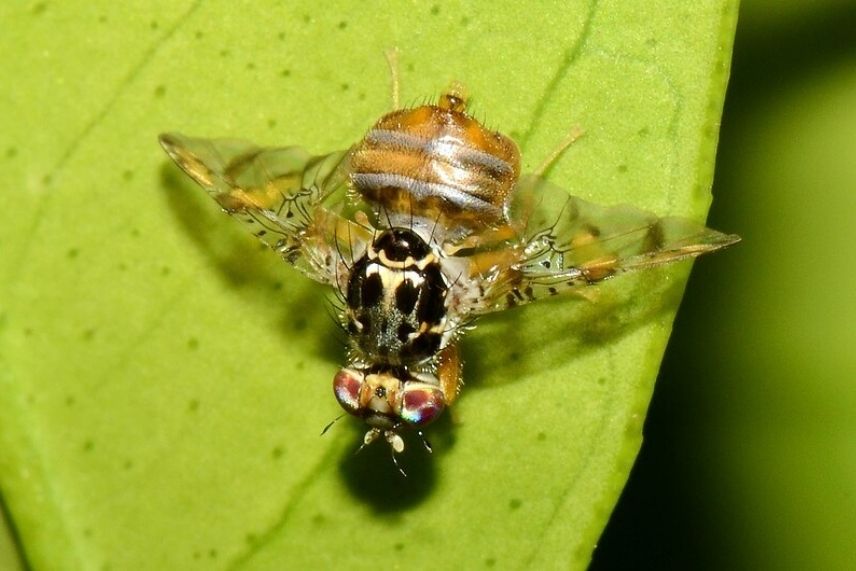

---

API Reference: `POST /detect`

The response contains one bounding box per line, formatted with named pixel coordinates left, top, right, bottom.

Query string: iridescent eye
left=398, top=384, right=446, bottom=426
left=333, top=368, right=365, bottom=415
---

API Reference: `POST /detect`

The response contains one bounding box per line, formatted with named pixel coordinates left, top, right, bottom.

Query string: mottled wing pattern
left=474, top=175, right=740, bottom=313
left=159, top=133, right=373, bottom=286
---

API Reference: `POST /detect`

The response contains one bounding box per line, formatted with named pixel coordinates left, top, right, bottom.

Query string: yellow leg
left=437, top=344, right=463, bottom=406
left=384, top=47, right=401, bottom=110
left=533, top=126, right=585, bottom=178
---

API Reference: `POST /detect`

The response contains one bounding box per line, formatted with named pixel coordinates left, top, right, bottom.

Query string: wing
left=472, top=174, right=740, bottom=314
left=159, top=133, right=373, bottom=286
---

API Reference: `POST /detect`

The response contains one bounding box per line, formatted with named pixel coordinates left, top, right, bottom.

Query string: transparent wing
left=159, top=133, right=373, bottom=286
left=473, top=174, right=740, bottom=314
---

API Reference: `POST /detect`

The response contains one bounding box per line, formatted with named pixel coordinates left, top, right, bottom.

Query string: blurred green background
left=592, top=1, right=856, bottom=569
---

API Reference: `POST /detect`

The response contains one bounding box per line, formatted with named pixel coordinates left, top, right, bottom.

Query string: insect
left=159, top=63, right=739, bottom=471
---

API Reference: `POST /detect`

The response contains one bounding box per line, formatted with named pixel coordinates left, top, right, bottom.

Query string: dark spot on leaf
left=637, top=126, right=650, bottom=137
left=161, top=266, right=171, bottom=276
left=42, top=174, right=52, bottom=186
left=208, top=549, right=217, bottom=558
left=5, top=147, right=17, bottom=158
left=83, top=528, right=92, bottom=538
left=617, top=164, right=628, bottom=173
left=461, top=16, right=470, bottom=26
left=394, top=542, right=404, bottom=551
left=277, top=31, right=285, bottom=40
left=536, top=431, right=547, bottom=441
left=32, top=3, right=47, bottom=16
left=83, top=439, right=94, bottom=452
left=508, top=351, right=520, bottom=362
left=65, top=395, right=75, bottom=406
left=67, top=248, right=79, bottom=259
left=130, top=228, right=140, bottom=237
left=154, top=85, right=166, bottom=98
left=82, top=328, right=95, bottom=341
left=245, top=533, right=256, bottom=544
left=123, top=460, right=133, bottom=470
left=188, top=399, right=200, bottom=412
left=246, top=62, right=256, bottom=70
left=597, top=377, right=606, bottom=385
left=150, top=21, right=159, bottom=30
left=430, top=4, right=440, bottom=15
left=193, top=551, right=201, bottom=560
left=281, top=69, right=291, bottom=78
left=267, top=118, right=277, bottom=129
left=337, top=20, right=347, bottom=30
left=340, top=83, right=349, bottom=91
left=293, top=317, right=307, bottom=331
left=219, top=49, right=229, bottom=58
left=485, top=558, right=496, bottom=567
left=646, top=37, right=658, bottom=46
left=187, top=337, right=199, bottom=350
left=312, top=513, right=326, bottom=525
left=117, top=263, right=127, bottom=271
left=122, top=169, right=134, bottom=181
left=296, top=361, right=305, bottom=370
left=271, top=446, right=284, bottom=459
left=98, top=15, right=107, bottom=23
left=195, top=31, right=203, bottom=39
left=302, top=14, right=310, bottom=24
left=509, top=498, right=522, bottom=510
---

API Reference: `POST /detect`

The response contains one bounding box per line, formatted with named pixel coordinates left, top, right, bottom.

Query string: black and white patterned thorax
left=345, top=228, right=451, bottom=365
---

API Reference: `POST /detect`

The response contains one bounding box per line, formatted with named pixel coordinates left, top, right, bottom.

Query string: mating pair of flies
left=160, top=54, right=738, bottom=474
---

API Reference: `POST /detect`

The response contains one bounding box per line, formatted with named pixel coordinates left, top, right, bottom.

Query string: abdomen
left=350, top=94, right=520, bottom=228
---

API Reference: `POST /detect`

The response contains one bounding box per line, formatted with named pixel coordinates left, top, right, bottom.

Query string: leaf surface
left=0, top=1, right=737, bottom=569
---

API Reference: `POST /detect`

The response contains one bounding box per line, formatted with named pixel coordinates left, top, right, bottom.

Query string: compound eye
left=398, top=384, right=446, bottom=426
left=333, top=368, right=365, bottom=415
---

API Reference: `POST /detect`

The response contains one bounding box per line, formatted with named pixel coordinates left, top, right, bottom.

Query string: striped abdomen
left=349, top=92, right=520, bottom=226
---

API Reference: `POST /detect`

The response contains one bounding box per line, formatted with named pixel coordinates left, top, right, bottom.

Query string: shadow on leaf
left=159, top=162, right=343, bottom=365
left=338, top=413, right=457, bottom=511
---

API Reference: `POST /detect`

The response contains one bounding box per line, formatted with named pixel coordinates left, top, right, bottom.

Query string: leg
left=385, top=47, right=401, bottom=110
left=533, top=125, right=585, bottom=178
left=437, top=343, right=463, bottom=406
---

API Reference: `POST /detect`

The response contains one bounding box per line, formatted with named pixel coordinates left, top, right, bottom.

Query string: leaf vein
left=519, top=0, right=600, bottom=152
left=225, top=444, right=341, bottom=570
left=5, top=0, right=204, bottom=301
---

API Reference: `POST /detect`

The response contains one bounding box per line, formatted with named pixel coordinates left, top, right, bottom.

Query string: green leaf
left=0, top=2, right=737, bottom=569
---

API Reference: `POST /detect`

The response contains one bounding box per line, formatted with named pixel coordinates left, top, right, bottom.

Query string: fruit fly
left=159, top=58, right=739, bottom=471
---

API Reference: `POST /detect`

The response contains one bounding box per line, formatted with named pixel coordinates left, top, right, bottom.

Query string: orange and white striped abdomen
left=349, top=93, right=521, bottom=227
